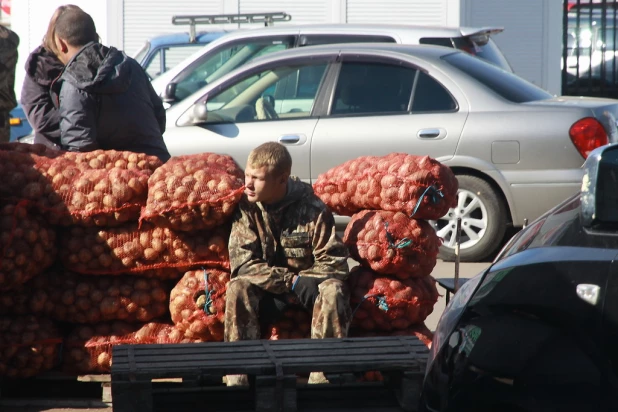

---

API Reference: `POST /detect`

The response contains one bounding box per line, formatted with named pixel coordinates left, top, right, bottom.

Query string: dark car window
left=330, top=62, right=415, bottom=115
left=299, top=34, right=396, bottom=46
left=443, top=51, right=552, bottom=103
left=421, top=37, right=512, bottom=72
left=411, top=71, right=457, bottom=113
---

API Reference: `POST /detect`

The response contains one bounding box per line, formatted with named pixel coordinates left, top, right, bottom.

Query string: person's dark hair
left=54, top=8, right=98, bottom=47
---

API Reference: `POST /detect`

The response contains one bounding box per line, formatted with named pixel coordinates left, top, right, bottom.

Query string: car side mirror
left=192, top=102, right=208, bottom=123
left=580, top=143, right=618, bottom=229
left=163, top=82, right=178, bottom=104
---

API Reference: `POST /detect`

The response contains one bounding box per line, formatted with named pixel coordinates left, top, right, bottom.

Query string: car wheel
left=432, top=175, right=507, bottom=262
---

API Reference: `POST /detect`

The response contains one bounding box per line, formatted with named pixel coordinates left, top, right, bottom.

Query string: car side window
left=330, top=62, right=416, bottom=115
left=411, top=71, right=458, bottom=113
left=202, top=63, right=329, bottom=124
left=174, top=36, right=296, bottom=102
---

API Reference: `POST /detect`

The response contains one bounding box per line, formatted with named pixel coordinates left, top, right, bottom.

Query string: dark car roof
left=495, top=193, right=618, bottom=262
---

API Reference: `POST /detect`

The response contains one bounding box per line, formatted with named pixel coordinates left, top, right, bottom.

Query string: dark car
left=421, top=142, right=618, bottom=411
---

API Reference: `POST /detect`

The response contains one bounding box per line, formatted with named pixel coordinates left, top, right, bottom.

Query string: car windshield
left=443, top=51, right=553, bottom=103
left=421, top=36, right=512, bottom=72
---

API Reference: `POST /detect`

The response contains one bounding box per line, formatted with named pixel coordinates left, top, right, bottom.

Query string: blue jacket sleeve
left=59, top=82, right=99, bottom=152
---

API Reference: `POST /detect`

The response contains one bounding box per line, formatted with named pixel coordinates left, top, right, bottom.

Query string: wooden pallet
left=111, top=336, right=429, bottom=412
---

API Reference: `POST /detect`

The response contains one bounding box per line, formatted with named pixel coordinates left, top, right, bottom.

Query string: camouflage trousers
left=0, top=112, right=9, bottom=143
left=224, top=277, right=351, bottom=342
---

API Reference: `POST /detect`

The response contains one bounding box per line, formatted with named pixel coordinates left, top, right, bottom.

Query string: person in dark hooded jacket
left=53, top=8, right=170, bottom=162
left=21, top=5, right=82, bottom=149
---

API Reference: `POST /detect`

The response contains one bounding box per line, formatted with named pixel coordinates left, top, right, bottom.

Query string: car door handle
left=279, top=134, right=302, bottom=144
left=418, top=128, right=445, bottom=139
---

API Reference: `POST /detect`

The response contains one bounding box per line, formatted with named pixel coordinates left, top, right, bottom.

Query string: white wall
left=460, top=0, right=563, bottom=95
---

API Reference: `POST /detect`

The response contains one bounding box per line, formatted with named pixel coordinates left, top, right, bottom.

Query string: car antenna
left=172, top=12, right=292, bottom=43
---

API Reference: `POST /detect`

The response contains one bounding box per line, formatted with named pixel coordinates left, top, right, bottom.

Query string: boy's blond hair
left=247, top=142, right=292, bottom=177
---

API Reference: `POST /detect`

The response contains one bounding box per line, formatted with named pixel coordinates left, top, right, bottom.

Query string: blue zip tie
left=410, top=185, right=444, bottom=218
left=202, top=268, right=213, bottom=314
left=351, top=293, right=389, bottom=319
left=383, top=221, right=413, bottom=249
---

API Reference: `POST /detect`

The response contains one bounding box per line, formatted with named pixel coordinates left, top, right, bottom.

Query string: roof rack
left=172, top=12, right=292, bottom=42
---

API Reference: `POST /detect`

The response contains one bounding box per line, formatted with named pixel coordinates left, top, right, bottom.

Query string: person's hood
left=262, top=176, right=314, bottom=213
left=24, top=45, right=64, bottom=87
left=61, top=42, right=132, bottom=94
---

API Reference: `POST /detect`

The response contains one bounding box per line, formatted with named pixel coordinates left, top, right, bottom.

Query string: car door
left=164, top=56, right=337, bottom=181
left=310, top=53, right=469, bottom=181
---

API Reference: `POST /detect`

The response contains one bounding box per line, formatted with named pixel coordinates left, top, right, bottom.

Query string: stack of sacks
left=314, top=153, right=457, bottom=338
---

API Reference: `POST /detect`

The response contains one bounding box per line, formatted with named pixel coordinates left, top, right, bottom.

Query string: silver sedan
left=163, top=43, right=618, bottom=261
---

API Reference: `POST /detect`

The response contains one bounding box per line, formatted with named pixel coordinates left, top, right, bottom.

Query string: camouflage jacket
left=0, top=26, right=19, bottom=112
left=229, top=176, right=349, bottom=294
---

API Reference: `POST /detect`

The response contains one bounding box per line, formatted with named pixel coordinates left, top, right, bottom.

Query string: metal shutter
left=346, top=0, right=448, bottom=25
left=123, top=0, right=222, bottom=56
left=238, top=0, right=329, bottom=25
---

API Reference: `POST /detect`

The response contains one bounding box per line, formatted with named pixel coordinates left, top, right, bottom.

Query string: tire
left=433, top=175, right=507, bottom=262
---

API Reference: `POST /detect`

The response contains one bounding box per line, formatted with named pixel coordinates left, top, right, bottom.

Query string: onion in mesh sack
left=348, top=266, right=439, bottom=331
left=140, top=153, right=244, bottom=232
left=313, top=153, right=458, bottom=220
left=344, top=210, right=440, bottom=278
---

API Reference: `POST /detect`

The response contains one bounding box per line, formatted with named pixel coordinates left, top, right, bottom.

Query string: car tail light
left=569, top=117, right=608, bottom=158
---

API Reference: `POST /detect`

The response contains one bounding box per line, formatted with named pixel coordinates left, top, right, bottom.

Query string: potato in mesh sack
left=313, top=153, right=458, bottom=220
left=169, top=269, right=230, bottom=342
left=60, top=150, right=163, bottom=175
left=42, top=161, right=150, bottom=227
left=0, top=315, right=62, bottom=378
left=0, top=204, right=57, bottom=291
left=140, top=153, right=244, bottom=232
left=0, top=270, right=169, bottom=324
left=63, top=321, right=197, bottom=374
left=350, top=323, right=434, bottom=382
left=349, top=266, right=439, bottom=331
left=0, top=142, right=62, bottom=158
left=344, top=210, right=440, bottom=278
left=60, top=222, right=230, bottom=277
left=261, top=307, right=311, bottom=340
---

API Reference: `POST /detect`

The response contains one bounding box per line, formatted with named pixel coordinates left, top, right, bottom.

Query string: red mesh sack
left=349, top=266, right=439, bottom=331
left=169, top=269, right=230, bottom=342
left=59, top=150, right=163, bottom=175
left=0, top=270, right=169, bottom=323
left=140, top=153, right=244, bottom=232
left=344, top=210, right=440, bottom=278
left=63, top=321, right=202, bottom=374
left=41, top=160, right=150, bottom=227
left=0, top=204, right=57, bottom=291
left=60, top=222, right=230, bottom=277
left=0, top=315, right=62, bottom=378
left=313, top=153, right=458, bottom=220
left=0, top=150, right=54, bottom=205
left=261, top=307, right=311, bottom=340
